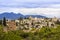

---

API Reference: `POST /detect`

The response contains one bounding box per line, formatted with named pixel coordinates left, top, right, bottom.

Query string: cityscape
left=2, top=15, right=60, bottom=32
left=0, top=0, right=60, bottom=40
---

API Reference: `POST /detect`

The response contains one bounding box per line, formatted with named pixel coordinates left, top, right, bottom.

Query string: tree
left=19, top=17, right=23, bottom=20
left=56, top=20, right=60, bottom=24
left=0, top=20, right=2, bottom=25
left=3, top=17, right=6, bottom=26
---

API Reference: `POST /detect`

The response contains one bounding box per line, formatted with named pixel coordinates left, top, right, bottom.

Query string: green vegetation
left=0, top=20, right=2, bottom=25
left=0, top=25, right=60, bottom=40
left=3, top=17, right=6, bottom=26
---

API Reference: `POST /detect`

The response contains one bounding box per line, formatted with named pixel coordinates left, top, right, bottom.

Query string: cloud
left=0, top=8, right=60, bottom=18
left=0, top=0, right=60, bottom=18
left=0, top=0, right=60, bottom=8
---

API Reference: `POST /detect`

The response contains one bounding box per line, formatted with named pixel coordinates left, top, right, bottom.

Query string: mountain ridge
left=0, top=12, right=47, bottom=20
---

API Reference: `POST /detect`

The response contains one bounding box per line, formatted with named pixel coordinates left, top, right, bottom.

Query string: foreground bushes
left=0, top=25, right=60, bottom=40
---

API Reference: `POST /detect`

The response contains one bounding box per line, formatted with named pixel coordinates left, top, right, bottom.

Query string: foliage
left=3, top=17, right=6, bottom=26
left=0, top=25, right=60, bottom=40
left=0, top=20, right=2, bottom=25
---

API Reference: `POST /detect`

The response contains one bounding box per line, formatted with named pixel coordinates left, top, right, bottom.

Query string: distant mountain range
left=0, top=12, right=47, bottom=20
left=25, top=15, right=47, bottom=18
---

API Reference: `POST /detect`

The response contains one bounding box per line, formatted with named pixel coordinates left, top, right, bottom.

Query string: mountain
left=0, top=12, right=24, bottom=19
left=25, top=15, right=47, bottom=18
left=0, top=12, right=47, bottom=20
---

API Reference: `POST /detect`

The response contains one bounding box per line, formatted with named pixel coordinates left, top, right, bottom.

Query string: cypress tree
left=3, top=17, right=6, bottom=26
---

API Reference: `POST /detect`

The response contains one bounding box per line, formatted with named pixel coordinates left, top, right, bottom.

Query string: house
left=6, top=21, right=17, bottom=30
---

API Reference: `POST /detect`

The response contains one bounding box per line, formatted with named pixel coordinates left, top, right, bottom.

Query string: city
left=0, top=16, right=60, bottom=40
left=0, top=0, right=60, bottom=40
left=1, top=16, right=60, bottom=32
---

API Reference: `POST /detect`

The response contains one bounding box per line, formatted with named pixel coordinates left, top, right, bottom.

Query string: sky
left=0, top=0, right=60, bottom=18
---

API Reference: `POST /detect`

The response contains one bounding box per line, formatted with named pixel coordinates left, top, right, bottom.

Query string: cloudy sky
left=0, top=0, right=60, bottom=18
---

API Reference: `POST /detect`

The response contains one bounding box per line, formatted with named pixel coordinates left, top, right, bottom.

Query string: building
left=6, top=21, right=17, bottom=30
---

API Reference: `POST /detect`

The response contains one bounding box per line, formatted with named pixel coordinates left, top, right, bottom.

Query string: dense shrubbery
left=0, top=25, right=60, bottom=40
left=0, top=20, right=2, bottom=25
